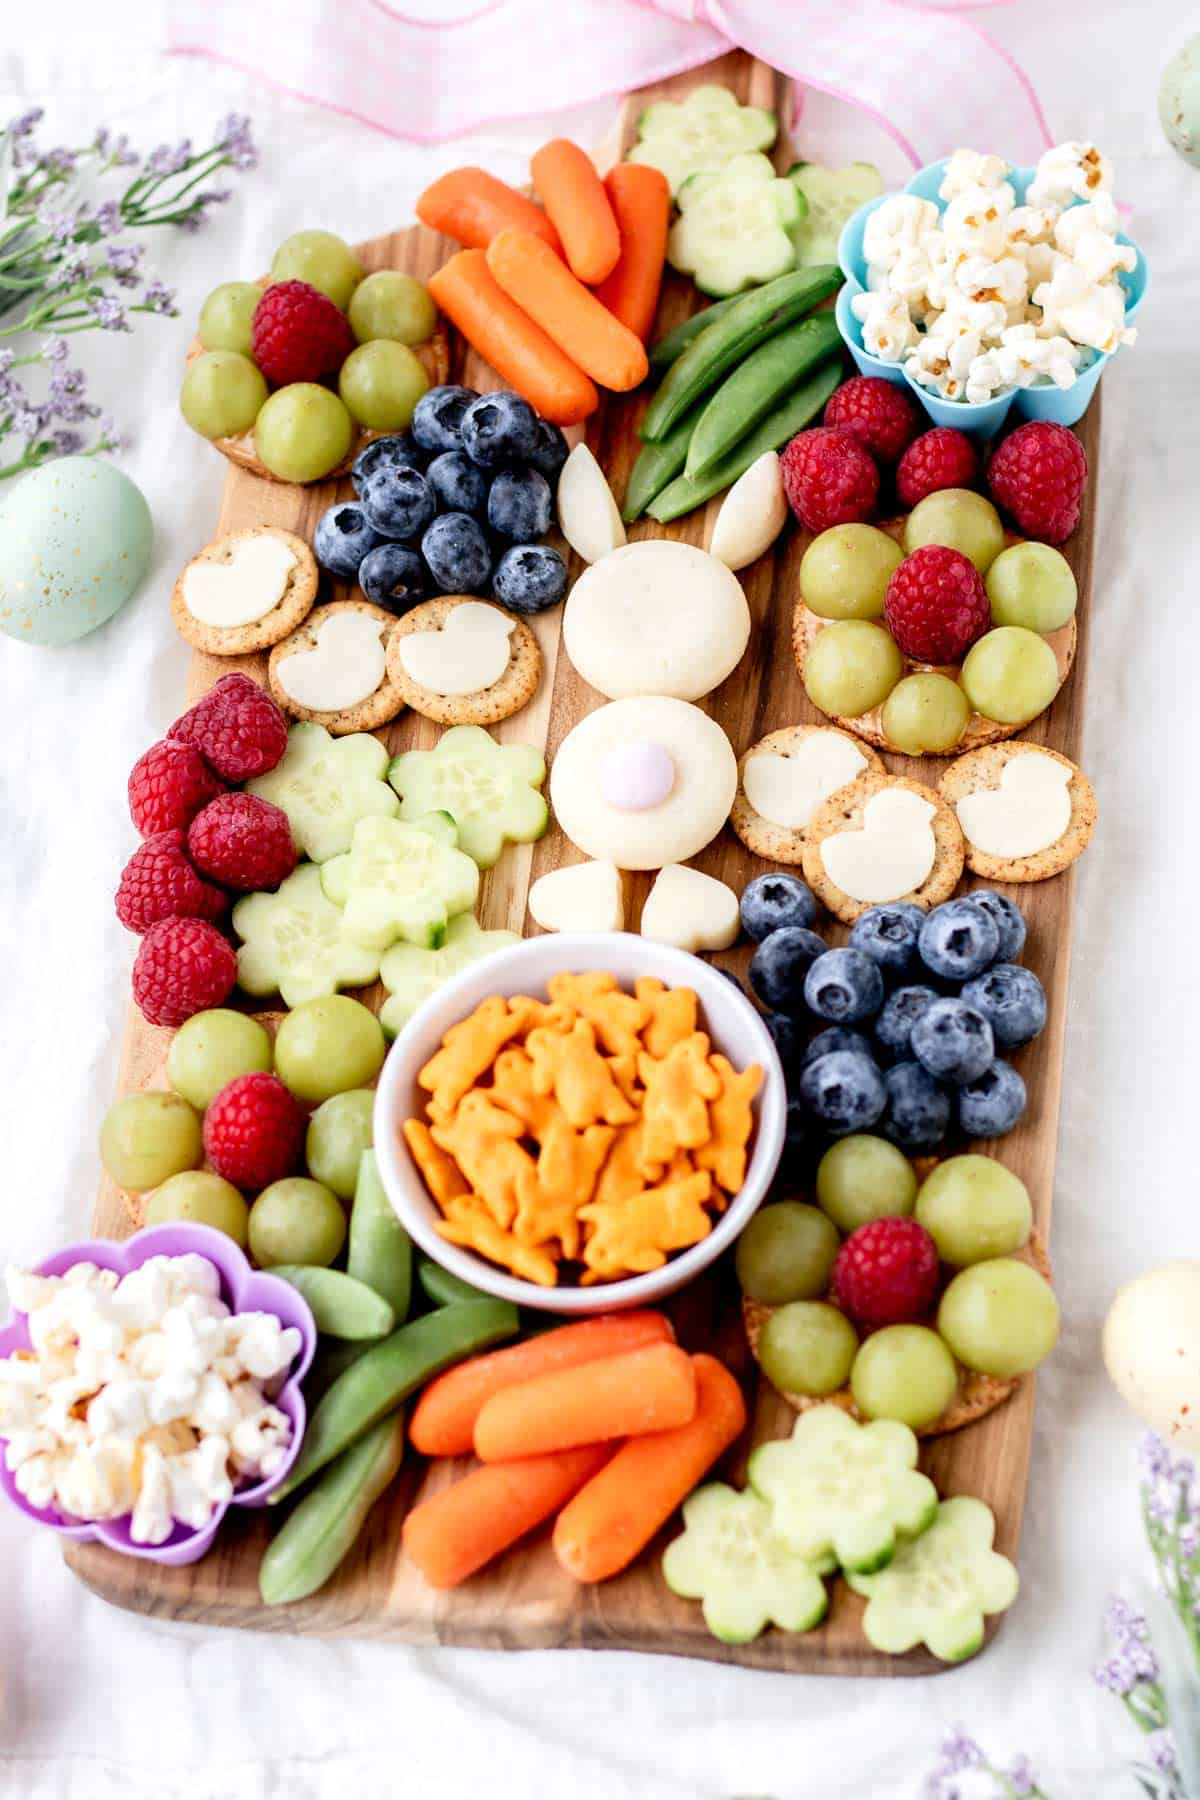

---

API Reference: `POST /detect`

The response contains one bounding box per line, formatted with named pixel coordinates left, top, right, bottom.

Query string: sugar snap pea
left=684, top=313, right=841, bottom=480
left=348, top=1150, right=412, bottom=1323
left=416, top=1255, right=491, bottom=1309
left=259, top=1409, right=406, bottom=1606
left=303, top=1339, right=366, bottom=1408
left=640, top=265, right=840, bottom=442
left=268, top=1266, right=395, bottom=1341
left=647, top=295, right=743, bottom=379
left=271, top=1298, right=518, bottom=1501
left=622, top=402, right=702, bottom=522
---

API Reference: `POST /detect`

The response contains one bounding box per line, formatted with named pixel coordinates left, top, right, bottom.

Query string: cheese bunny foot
left=528, top=860, right=625, bottom=934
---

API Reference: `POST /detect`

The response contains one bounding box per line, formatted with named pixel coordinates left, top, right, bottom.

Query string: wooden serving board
left=65, top=51, right=1097, bottom=1673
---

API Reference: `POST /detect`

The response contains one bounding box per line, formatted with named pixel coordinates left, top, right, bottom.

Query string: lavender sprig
left=923, top=1728, right=1052, bottom=1799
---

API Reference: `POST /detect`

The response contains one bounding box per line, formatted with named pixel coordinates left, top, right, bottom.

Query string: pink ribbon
left=166, top=0, right=1052, bottom=165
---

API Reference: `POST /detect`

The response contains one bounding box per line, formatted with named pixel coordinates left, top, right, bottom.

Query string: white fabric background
left=0, top=3, right=1194, bottom=1795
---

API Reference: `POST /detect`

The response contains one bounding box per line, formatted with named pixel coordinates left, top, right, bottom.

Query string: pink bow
left=166, top=0, right=1051, bottom=165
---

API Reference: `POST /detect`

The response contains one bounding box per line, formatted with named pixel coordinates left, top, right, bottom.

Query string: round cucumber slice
left=388, top=725, right=547, bottom=870
left=247, top=721, right=399, bottom=864
left=233, top=863, right=381, bottom=1008
left=631, top=84, right=778, bottom=197
left=844, top=1494, right=1018, bottom=1662
left=378, top=914, right=520, bottom=1037
left=668, top=154, right=802, bottom=298
left=320, top=815, right=479, bottom=953
left=662, top=1481, right=829, bottom=1645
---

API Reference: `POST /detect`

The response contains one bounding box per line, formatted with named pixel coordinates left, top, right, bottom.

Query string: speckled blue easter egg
left=0, top=457, right=153, bottom=646
left=1160, top=35, right=1200, bottom=167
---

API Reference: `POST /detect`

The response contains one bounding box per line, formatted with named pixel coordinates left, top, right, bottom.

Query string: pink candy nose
left=599, top=740, right=676, bottom=811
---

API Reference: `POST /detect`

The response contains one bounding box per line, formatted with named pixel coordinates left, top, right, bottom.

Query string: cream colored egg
left=1103, top=1262, right=1200, bottom=1449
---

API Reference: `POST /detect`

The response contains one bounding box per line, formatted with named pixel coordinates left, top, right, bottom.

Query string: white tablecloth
left=1, top=4, right=1195, bottom=1795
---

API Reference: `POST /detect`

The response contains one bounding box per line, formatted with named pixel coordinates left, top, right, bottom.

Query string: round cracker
left=801, top=771, right=965, bottom=924
left=743, top=1228, right=1053, bottom=1438
left=384, top=595, right=540, bottom=726
left=938, top=741, right=1096, bottom=883
left=267, top=599, right=405, bottom=735
left=171, top=527, right=317, bottom=656
left=730, top=724, right=884, bottom=865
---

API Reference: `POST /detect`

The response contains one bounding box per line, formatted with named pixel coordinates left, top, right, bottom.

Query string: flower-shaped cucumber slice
left=668, top=154, right=802, bottom=297
left=845, top=1494, right=1018, bottom=1662
left=630, top=85, right=778, bottom=197
left=247, top=721, right=399, bottom=864
left=748, top=1404, right=938, bottom=1575
left=388, top=725, right=547, bottom=869
left=379, top=913, right=520, bottom=1037
left=233, top=864, right=380, bottom=1008
left=661, top=1482, right=829, bottom=1645
left=320, top=814, right=479, bottom=953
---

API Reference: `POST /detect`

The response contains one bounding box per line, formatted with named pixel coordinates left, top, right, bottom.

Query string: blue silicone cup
left=835, top=157, right=1148, bottom=437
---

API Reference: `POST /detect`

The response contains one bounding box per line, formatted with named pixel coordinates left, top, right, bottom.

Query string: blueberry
left=879, top=1061, right=952, bottom=1154
left=763, top=1012, right=803, bottom=1073
left=957, top=1059, right=1027, bottom=1138
left=803, top=947, right=884, bottom=1025
left=875, top=984, right=939, bottom=1061
left=420, top=511, right=493, bottom=594
left=967, top=890, right=1027, bottom=964
left=313, top=502, right=382, bottom=579
left=910, top=997, right=994, bottom=1084
left=351, top=431, right=425, bottom=495
left=411, top=385, right=480, bottom=455
left=960, top=963, right=1047, bottom=1050
left=357, top=542, right=427, bottom=614
left=460, top=391, right=540, bottom=469
left=487, top=467, right=553, bottom=542
left=739, top=873, right=818, bottom=942
left=798, top=1051, right=886, bottom=1136
left=748, top=927, right=827, bottom=1016
left=849, top=903, right=926, bottom=981
left=528, top=418, right=569, bottom=483
left=360, top=466, right=436, bottom=542
left=802, top=1026, right=874, bottom=1067
left=426, top=450, right=489, bottom=519
left=493, top=544, right=568, bottom=613
left=779, top=1095, right=817, bottom=1175
left=918, top=897, right=1001, bottom=982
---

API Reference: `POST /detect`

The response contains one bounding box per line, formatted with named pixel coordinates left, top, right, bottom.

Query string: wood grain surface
left=64, top=50, right=1097, bottom=1674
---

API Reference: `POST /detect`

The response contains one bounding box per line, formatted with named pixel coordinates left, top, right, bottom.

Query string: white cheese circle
left=562, top=539, right=750, bottom=701
left=743, top=731, right=868, bottom=830
left=275, top=612, right=387, bottom=713
left=397, top=602, right=514, bottom=696
left=955, top=752, right=1072, bottom=859
left=820, top=788, right=937, bottom=903
left=183, top=534, right=297, bottom=628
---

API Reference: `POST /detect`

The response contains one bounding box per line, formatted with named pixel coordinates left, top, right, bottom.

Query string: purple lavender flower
left=50, top=251, right=92, bottom=291
left=1006, top=1754, right=1038, bottom=1796
left=12, top=403, right=49, bottom=440
left=92, top=200, right=122, bottom=237
left=37, top=207, right=78, bottom=246
left=105, top=242, right=143, bottom=287
left=9, top=108, right=44, bottom=138
left=216, top=113, right=259, bottom=171
left=145, top=140, right=192, bottom=177
left=50, top=428, right=83, bottom=456
left=139, top=279, right=177, bottom=316
left=179, top=187, right=234, bottom=233
left=936, top=1731, right=985, bottom=1775
left=38, top=147, right=77, bottom=176
left=88, top=294, right=129, bottom=332
left=0, top=349, right=14, bottom=376
left=48, top=364, right=99, bottom=424
left=1150, top=1730, right=1180, bottom=1775
left=41, top=336, right=67, bottom=363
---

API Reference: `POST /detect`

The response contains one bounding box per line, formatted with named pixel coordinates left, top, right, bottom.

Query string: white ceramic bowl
left=373, top=933, right=786, bottom=1316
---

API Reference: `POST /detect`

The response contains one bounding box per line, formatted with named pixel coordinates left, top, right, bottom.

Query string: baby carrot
left=474, top=1340, right=696, bottom=1463
left=485, top=229, right=649, bottom=393
left=410, top=1310, right=675, bottom=1458
left=593, top=164, right=671, bottom=343
left=416, top=166, right=562, bottom=254
left=427, top=250, right=598, bottom=426
left=552, top=1353, right=746, bottom=1584
left=402, top=1444, right=609, bottom=1589
left=530, top=139, right=620, bottom=284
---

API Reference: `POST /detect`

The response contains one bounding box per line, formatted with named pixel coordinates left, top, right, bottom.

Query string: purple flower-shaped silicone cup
left=0, top=1222, right=316, bottom=1566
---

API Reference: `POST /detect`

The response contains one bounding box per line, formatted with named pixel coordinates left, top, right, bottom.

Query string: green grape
left=248, top=1177, right=347, bottom=1268
left=338, top=341, right=429, bottom=431
left=348, top=271, right=437, bottom=346
left=804, top=619, right=904, bottom=717
left=735, top=1202, right=840, bottom=1305
left=254, top=384, right=354, bottom=483
left=937, top=1258, right=1059, bottom=1377
left=960, top=626, right=1060, bottom=725
left=758, top=1300, right=858, bottom=1396
left=799, top=524, right=902, bottom=620
left=197, top=281, right=262, bottom=356
left=849, top=1324, right=958, bottom=1429
left=881, top=671, right=970, bottom=754
left=166, top=1009, right=273, bottom=1112
left=305, top=1089, right=375, bottom=1199
left=274, top=997, right=386, bottom=1104
left=270, top=230, right=365, bottom=310
left=986, top=542, right=1078, bottom=633
left=99, top=1092, right=202, bottom=1192
left=180, top=351, right=267, bottom=440
left=914, top=1156, right=1032, bottom=1266
left=816, top=1135, right=917, bottom=1233
left=145, top=1170, right=249, bottom=1246
left=903, top=489, right=1005, bottom=574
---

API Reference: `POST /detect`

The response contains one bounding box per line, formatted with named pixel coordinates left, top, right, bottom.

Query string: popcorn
left=1027, top=140, right=1113, bottom=210
left=1006, top=205, right=1058, bottom=248
left=1053, top=195, right=1136, bottom=284
left=939, top=149, right=1011, bottom=200
left=952, top=253, right=1029, bottom=309
left=851, top=288, right=919, bottom=362
left=963, top=350, right=1009, bottom=406
left=863, top=195, right=941, bottom=273
left=1033, top=261, right=1136, bottom=353
left=942, top=184, right=1015, bottom=260
left=226, top=1312, right=302, bottom=1384
left=906, top=330, right=980, bottom=401
left=928, top=293, right=1008, bottom=346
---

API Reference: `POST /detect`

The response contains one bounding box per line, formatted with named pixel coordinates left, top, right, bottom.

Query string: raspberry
left=781, top=427, right=879, bottom=533
left=115, top=830, right=227, bottom=934
left=132, top=918, right=236, bottom=1028
left=203, top=1072, right=306, bottom=1190
left=251, top=280, right=355, bottom=388
left=188, top=792, right=296, bottom=893
left=896, top=428, right=980, bottom=509
left=128, top=738, right=223, bottom=838
left=170, top=673, right=289, bottom=782
left=824, top=377, right=921, bottom=464
left=832, top=1217, right=940, bottom=1329
left=884, top=546, right=990, bottom=664
left=987, top=420, right=1087, bottom=545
